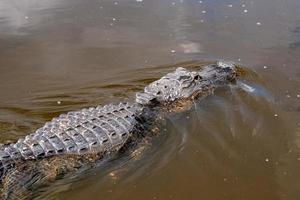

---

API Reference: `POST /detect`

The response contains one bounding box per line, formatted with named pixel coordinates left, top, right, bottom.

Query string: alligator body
left=0, top=61, right=238, bottom=199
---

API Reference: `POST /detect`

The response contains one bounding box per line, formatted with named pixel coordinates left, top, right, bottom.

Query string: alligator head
left=136, top=60, right=237, bottom=106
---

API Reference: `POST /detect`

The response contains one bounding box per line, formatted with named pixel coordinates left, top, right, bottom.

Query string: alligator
left=0, top=61, right=238, bottom=199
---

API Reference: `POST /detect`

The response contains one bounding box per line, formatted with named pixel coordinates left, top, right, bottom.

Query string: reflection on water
left=0, top=0, right=300, bottom=199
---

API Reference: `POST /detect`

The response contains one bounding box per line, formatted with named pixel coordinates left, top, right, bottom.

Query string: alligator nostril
left=194, top=75, right=202, bottom=81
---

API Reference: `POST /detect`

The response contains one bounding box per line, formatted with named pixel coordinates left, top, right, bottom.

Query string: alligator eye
left=194, top=75, right=202, bottom=81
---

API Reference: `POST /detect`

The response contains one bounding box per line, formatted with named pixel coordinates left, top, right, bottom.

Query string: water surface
left=0, top=0, right=300, bottom=199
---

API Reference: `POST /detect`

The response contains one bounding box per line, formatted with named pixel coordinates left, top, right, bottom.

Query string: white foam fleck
left=238, top=82, right=255, bottom=93
left=243, top=9, right=248, bottom=13
left=201, top=10, right=206, bottom=14
left=256, top=22, right=262, bottom=26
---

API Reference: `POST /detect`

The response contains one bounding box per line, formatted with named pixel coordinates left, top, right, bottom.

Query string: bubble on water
left=57, top=101, right=61, bottom=105
left=256, top=22, right=262, bottom=26
left=198, top=0, right=202, bottom=3
left=171, top=49, right=176, bottom=53
left=265, top=158, right=269, bottom=162
left=24, top=16, right=29, bottom=20
left=112, top=18, right=116, bottom=21
left=243, top=9, right=248, bottom=13
left=274, top=114, right=278, bottom=117
left=242, top=4, right=246, bottom=7
left=136, top=0, right=143, bottom=2
left=263, top=65, right=267, bottom=69
left=114, top=1, right=118, bottom=5
left=297, top=94, right=300, bottom=98
left=286, top=94, right=291, bottom=98
left=172, top=2, right=176, bottom=5
left=283, top=171, right=288, bottom=175
left=201, top=10, right=206, bottom=14
left=228, top=4, right=233, bottom=7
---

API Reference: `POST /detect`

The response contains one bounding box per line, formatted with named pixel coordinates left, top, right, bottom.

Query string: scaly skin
left=0, top=61, right=238, bottom=199
left=0, top=102, right=142, bottom=174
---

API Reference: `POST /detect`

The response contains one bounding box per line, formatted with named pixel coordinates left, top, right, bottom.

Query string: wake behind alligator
left=0, top=61, right=238, bottom=199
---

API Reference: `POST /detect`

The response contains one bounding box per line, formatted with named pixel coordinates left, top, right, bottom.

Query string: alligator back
left=0, top=102, right=143, bottom=179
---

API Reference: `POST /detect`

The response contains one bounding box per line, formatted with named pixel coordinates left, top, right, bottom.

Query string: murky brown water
left=1, top=0, right=300, bottom=199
